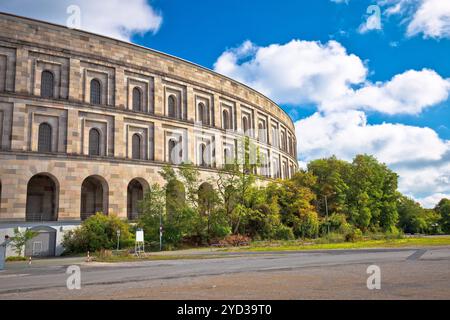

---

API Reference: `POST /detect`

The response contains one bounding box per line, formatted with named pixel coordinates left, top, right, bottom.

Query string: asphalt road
left=0, top=247, right=449, bottom=299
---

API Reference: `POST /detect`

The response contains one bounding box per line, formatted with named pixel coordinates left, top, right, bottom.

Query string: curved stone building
left=0, top=13, right=298, bottom=256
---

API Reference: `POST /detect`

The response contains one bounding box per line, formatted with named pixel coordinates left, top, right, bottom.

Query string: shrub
left=62, top=213, right=132, bottom=254
left=6, top=256, right=27, bottom=262
left=272, top=224, right=295, bottom=240
left=218, top=234, right=251, bottom=247
left=345, top=228, right=363, bottom=242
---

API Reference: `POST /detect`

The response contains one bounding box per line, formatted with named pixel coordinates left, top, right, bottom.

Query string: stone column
left=153, top=77, right=164, bottom=116
left=213, top=95, right=221, bottom=129
left=114, top=114, right=125, bottom=158
left=10, top=102, right=27, bottom=151
left=153, top=121, right=164, bottom=162
left=115, top=67, right=126, bottom=109
left=68, top=58, right=82, bottom=102
left=186, top=86, right=195, bottom=122
left=14, top=47, right=29, bottom=95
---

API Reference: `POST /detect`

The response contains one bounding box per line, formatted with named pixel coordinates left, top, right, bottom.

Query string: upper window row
left=38, top=70, right=295, bottom=156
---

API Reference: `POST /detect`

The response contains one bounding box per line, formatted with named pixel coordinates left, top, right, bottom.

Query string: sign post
left=159, top=224, right=163, bottom=251
left=116, top=229, right=121, bottom=251
left=135, top=229, right=145, bottom=256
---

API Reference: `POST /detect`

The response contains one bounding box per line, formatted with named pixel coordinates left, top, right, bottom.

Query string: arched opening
left=199, top=143, right=207, bottom=167
left=222, top=110, right=229, bottom=130
left=224, top=148, right=232, bottom=165
left=242, top=116, right=249, bottom=135
left=26, top=174, right=59, bottom=221
left=198, top=103, right=205, bottom=124
left=198, top=182, right=215, bottom=216
left=132, top=87, right=142, bottom=112
left=80, top=175, right=108, bottom=220
left=90, top=79, right=101, bottom=105
left=127, top=178, right=148, bottom=220
left=168, top=139, right=176, bottom=164
left=168, top=138, right=182, bottom=164
left=168, top=95, right=176, bottom=118
left=258, top=123, right=266, bottom=142
left=38, top=122, right=52, bottom=153
left=132, top=134, right=141, bottom=160
left=166, top=179, right=185, bottom=216
left=41, top=70, right=54, bottom=98
left=89, top=128, right=101, bottom=156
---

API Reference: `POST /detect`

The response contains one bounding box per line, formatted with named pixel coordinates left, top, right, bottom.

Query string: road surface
left=0, top=247, right=449, bottom=299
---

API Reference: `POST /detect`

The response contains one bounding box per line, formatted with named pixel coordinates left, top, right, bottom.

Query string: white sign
left=136, top=230, right=144, bottom=242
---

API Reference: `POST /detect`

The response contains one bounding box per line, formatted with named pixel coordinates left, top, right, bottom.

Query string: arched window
left=223, top=110, right=229, bottom=130
left=26, top=174, right=58, bottom=222
left=89, top=128, right=101, bottom=156
left=38, top=123, right=52, bottom=153
left=198, top=103, right=205, bottom=124
left=168, top=95, right=176, bottom=118
left=224, top=148, right=231, bottom=165
left=81, top=175, right=108, bottom=220
left=90, top=79, right=101, bottom=105
left=132, top=134, right=141, bottom=160
left=258, top=122, right=266, bottom=142
left=168, top=139, right=176, bottom=164
left=41, top=70, right=54, bottom=98
left=132, top=87, right=142, bottom=112
left=242, top=116, right=249, bottom=135
left=199, top=143, right=207, bottom=167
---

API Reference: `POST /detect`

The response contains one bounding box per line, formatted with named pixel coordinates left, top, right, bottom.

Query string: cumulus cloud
left=380, top=0, right=450, bottom=39
left=324, top=69, right=450, bottom=115
left=406, top=0, right=450, bottom=38
left=295, top=111, right=450, bottom=208
left=214, top=39, right=368, bottom=106
left=214, top=39, right=450, bottom=207
left=0, top=0, right=163, bottom=41
left=214, top=40, right=450, bottom=115
left=417, top=193, right=450, bottom=209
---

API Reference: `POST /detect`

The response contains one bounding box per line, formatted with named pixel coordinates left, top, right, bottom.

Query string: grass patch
left=225, top=236, right=450, bottom=252
left=5, top=256, right=28, bottom=262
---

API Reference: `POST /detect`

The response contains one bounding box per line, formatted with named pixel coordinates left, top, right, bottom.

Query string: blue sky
left=1, top=0, right=449, bottom=207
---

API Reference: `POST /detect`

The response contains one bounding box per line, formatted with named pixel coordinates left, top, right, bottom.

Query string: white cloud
left=295, top=111, right=450, bottom=208
left=214, top=39, right=368, bottom=106
left=417, top=193, right=450, bottom=209
left=214, top=40, right=450, bottom=115
left=380, top=0, right=450, bottom=39
left=0, top=0, right=163, bottom=41
left=324, top=69, right=450, bottom=115
left=406, top=0, right=450, bottom=38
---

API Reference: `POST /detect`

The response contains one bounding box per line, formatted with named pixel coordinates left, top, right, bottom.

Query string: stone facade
left=0, top=13, right=298, bottom=255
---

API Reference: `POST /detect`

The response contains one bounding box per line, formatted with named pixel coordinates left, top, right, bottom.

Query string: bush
left=6, top=256, right=27, bottom=262
left=272, top=225, right=295, bottom=240
left=345, top=228, right=363, bottom=242
left=218, top=234, right=251, bottom=247
left=62, top=213, right=132, bottom=254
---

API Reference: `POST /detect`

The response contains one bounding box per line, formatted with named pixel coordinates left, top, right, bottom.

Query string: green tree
left=11, top=227, right=38, bottom=256
left=62, top=214, right=132, bottom=253
left=435, top=198, right=450, bottom=233
left=138, top=183, right=166, bottom=243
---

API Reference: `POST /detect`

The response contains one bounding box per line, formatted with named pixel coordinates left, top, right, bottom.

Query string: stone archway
left=26, top=173, right=59, bottom=222
left=127, top=178, right=149, bottom=220
left=80, top=175, right=109, bottom=220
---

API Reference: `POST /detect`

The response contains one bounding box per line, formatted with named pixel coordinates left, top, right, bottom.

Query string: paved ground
left=0, top=247, right=449, bottom=299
